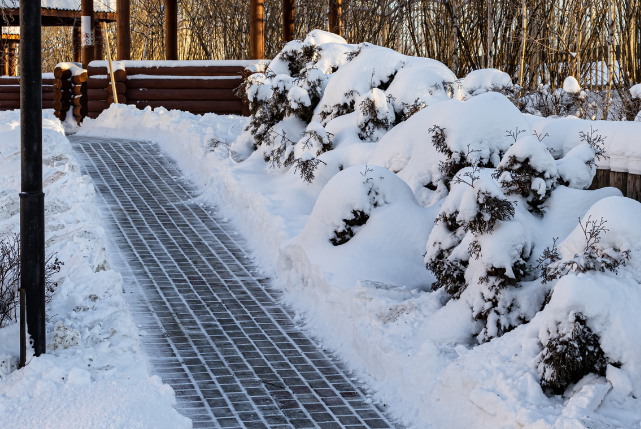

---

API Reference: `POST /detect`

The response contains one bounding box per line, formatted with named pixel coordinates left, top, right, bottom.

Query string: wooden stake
left=105, top=27, right=119, bottom=104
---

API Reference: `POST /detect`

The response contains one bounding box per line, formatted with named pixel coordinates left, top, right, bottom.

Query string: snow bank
left=78, top=30, right=641, bottom=429
left=0, top=110, right=190, bottom=429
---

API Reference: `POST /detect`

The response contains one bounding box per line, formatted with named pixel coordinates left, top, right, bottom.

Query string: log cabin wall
left=85, top=60, right=267, bottom=118
left=0, top=75, right=55, bottom=111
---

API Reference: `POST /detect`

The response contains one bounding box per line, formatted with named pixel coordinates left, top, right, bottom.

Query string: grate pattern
left=69, top=136, right=398, bottom=429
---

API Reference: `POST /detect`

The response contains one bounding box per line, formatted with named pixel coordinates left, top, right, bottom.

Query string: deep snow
left=77, top=30, right=641, bottom=429
left=0, top=110, right=190, bottom=428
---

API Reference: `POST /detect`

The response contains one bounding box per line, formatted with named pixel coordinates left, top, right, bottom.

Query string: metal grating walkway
left=69, top=136, right=398, bottom=429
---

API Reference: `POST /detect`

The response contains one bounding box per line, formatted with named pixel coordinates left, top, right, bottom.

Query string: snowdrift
left=80, top=30, right=641, bottom=429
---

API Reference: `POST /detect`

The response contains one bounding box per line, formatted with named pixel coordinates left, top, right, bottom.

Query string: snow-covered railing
left=85, top=60, right=269, bottom=118
left=0, top=74, right=55, bottom=111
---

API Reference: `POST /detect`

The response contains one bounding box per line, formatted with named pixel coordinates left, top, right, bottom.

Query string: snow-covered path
left=69, top=135, right=397, bottom=429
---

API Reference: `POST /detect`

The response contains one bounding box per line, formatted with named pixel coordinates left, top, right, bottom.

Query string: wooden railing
left=85, top=60, right=267, bottom=119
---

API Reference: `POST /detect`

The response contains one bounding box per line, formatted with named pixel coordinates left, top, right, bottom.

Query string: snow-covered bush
left=357, top=88, right=395, bottom=142
left=537, top=311, right=608, bottom=395
left=493, top=134, right=558, bottom=214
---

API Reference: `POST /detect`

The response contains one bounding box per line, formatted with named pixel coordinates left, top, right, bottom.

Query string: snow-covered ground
left=74, top=30, right=641, bottom=428
left=0, top=110, right=191, bottom=428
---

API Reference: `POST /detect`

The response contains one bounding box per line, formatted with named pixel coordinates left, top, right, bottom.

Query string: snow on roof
left=4, top=0, right=115, bottom=12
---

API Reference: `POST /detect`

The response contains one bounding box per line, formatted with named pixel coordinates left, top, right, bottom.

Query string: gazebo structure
left=0, top=0, right=116, bottom=75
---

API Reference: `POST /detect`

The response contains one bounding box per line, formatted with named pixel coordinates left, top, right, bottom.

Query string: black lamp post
left=20, top=0, right=46, bottom=356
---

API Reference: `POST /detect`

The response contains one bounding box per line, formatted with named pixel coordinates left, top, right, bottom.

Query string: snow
left=563, top=76, right=581, bottom=94
left=89, top=59, right=266, bottom=69
left=0, top=110, right=190, bottom=428
left=462, top=68, right=513, bottom=95
left=631, top=84, right=641, bottom=99
left=5, top=0, right=115, bottom=12
left=77, top=31, right=641, bottom=428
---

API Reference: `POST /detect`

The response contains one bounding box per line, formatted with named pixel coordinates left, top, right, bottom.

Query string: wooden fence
left=85, top=60, right=266, bottom=119
left=0, top=75, right=54, bottom=111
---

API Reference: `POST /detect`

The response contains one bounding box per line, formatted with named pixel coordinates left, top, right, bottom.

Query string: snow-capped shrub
left=538, top=311, right=608, bottom=394
left=357, top=89, right=395, bottom=142
left=294, top=164, right=420, bottom=247
left=315, top=43, right=406, bottom=124
left=493, top=135, right=558, bottom=214
left=556, top=127, right=606, bottom=189
left=523, top=83, right=586, bottom=118
left=462, top=68, right=513, bottom=96
left=539, top=216, right=630, bottom=284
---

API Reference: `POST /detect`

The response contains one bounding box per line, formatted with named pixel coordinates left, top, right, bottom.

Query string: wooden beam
left=81, top=0, right=94, bottom=68
left=117, top=0, right=130, bottom=60
left=283, top=0, right=295, bottom=43
left=8, top=42, right=16, bottom=76
left=73, top=19, right=81, bottom=63
left=0, top=21, right=4, bottom=77
left=329, top=0, right=342, bottom=37
left=165, top=0, right=177, bottom=60
left=94, top=21, right=103, bottom=61
left=250, top=0, right=264, bottom=59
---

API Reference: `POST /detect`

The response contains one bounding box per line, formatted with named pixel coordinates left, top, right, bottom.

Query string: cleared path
left=70, top=136, right=397, bottom=429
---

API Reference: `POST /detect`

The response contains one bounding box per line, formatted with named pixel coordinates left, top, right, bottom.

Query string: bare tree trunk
left=487, top=0, right=492, bottom=68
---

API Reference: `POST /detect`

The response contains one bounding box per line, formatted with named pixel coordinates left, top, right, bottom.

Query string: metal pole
left=81, top=0, right=94, bottom=68
left=19, top=289, right=26, bottom=368
left=250, top=0, right=264, bottom=59
left=20, top=0, right=46, bottom=357
left=283, top=0, right=295, bottom=43
left=117, top=0, right=131, bottom=60
left=165, top=0, right=177, bottom=60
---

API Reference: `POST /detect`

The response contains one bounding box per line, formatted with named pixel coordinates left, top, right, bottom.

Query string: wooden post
left=81, top=0, right=94, bottom=69
left=8, top=42, right=16, bottom=76
left=94, top=22, right=103, bottom=61
left=117, top=0, right=131, bottom=60
left=165, top=0, right=178, bottom=60
left=283, top=0, right=295, bottom=43
left=73, top=20, right=81, bottom=63
left=250, top=0, right=264, bottom=59
left=0, top=22, right=4, bottom=77
left=329, top=0, right=342, bottom=37
left=610, top=171, right=628, bottom=197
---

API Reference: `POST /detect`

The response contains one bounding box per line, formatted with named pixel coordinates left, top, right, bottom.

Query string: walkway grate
left=69, top=136, right=398, bottom=429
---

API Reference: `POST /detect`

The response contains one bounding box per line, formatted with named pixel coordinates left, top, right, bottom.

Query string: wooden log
left=43, top=100, right=55, bottom=109
left=88, top=66, right=127, bottom=81
left=125, top=88, right=238, bottom=101
left=53, top=109, right=67, bottom=121
left=0, top=92, right=20, bottom=100
left=42, top=86, right=54, bottom=93
left=132, top=100, right=243, bottom=112
left=73, top=83, right=88, bottom=95
left=88, top=100, right=110, bottom=111
left=0, top=78, right=20, bottom=85
left=107, top=94, right=127, bottom=104
left=627, top=173, right=641, bottom=202
left=610, top=171, right=628, bottom=197
left=90, top=65, right=245, bottom=77
left=0, top=100, right=20, bottom=108
left=588, top=169, right=611, bottom=190
left=106, top=81, right=127, bottom=94
left=0, top=85, right=20, bottom=93
left=53, top=80, right=72, bottom=90
left=72, top=95, right=88, bottom=106
left=53, top=100, right=71, bottom=111
left=54, top=68, right=72, bottom=79
left=73, top=106, right=88, bottom=117
left=88, top=89, right=109, bottom=100
left=87, top=78, right=109, bottom=89
left=71, top=71, right=88, bottom=84
left=86, top=111, right=101, bottom=119
left=42, top=92, right=55, bottom=101
left=42, top=79, right=55, bottom=85
left=125, top=77, right=242, bottom=90
left=53, top=89, right=72, bottom=100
